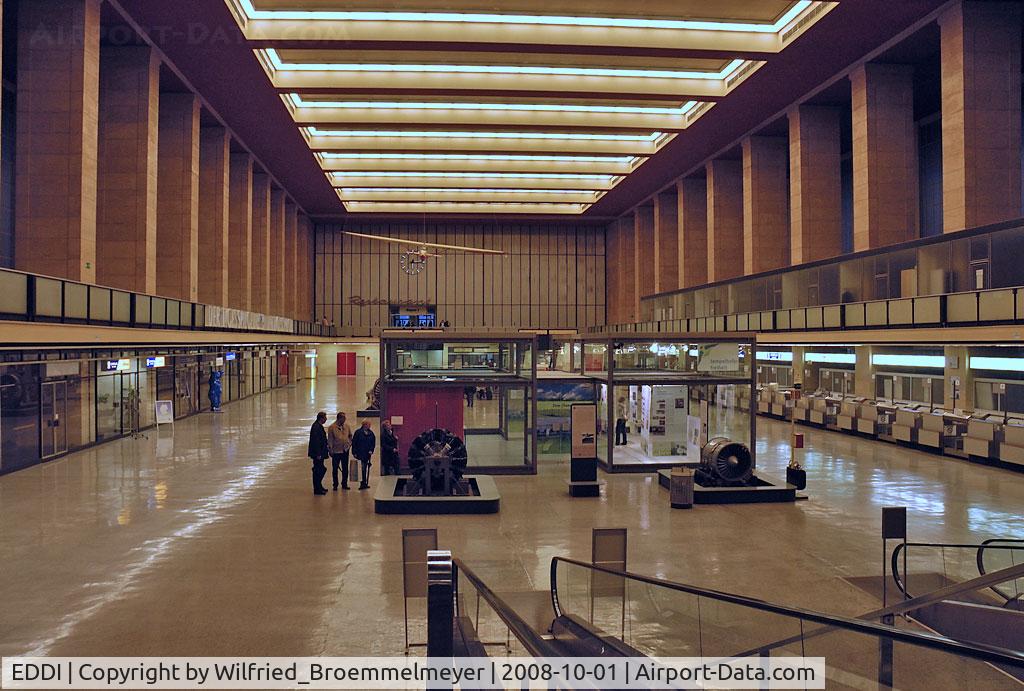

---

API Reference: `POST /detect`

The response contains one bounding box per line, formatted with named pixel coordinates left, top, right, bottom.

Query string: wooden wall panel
left=315, top=222, right=605, bottom=332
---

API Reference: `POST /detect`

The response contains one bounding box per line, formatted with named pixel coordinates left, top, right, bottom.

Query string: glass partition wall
left=577, top=336, right=756, bottom=472
left=381, top=334, right=537, bottom=473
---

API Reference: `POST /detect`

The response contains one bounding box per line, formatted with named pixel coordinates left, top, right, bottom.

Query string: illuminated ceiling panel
left=227, top=0, right=837, bottom=214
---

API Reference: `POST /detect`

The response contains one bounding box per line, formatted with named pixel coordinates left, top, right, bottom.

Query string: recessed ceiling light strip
left=266, top=50, right=744, bottom=81
left=288, top=94, right=700, bottom=116
left=306, top=127, right=662, bottom=142
left=239, top=0, right=813, bottom=34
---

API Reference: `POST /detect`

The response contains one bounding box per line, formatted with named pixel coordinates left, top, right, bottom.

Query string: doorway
left=41, top=380, right=68, bottom=459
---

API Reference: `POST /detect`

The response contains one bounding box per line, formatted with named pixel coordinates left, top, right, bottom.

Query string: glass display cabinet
left=380, top=333, right=537, bottom=473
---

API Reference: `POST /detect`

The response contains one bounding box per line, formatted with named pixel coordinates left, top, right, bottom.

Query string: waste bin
left=670, top=468, right=694, bottom=509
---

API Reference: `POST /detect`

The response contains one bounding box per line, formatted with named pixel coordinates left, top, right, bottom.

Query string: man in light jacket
left=327, top=411, right=354, bottom=491
left=351, top=420, right=376, bottom=490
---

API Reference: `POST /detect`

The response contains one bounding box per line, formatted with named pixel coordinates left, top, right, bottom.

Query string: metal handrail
left=550, top=556, right=1024, bottom=668
left=452, top=557, right=559, bottom=658
left=977, top=538, right=1024, bottom=602
left=890, top=541, right=1024, bottom=600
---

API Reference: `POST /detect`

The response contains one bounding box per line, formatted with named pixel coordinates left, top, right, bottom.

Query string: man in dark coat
left=307, top=411, right=330, bottom=495
left=351, top=419, right=376, bottom=490
left=381, top=419, right=400, bottom=476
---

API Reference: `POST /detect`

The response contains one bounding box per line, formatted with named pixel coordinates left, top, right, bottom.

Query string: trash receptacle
left=670, top=468, right=694, bottom=509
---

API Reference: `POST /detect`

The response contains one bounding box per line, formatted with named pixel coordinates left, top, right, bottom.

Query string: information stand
left=401, top=528, right=437, bottom=653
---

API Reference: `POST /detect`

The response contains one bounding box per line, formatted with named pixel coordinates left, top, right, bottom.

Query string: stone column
left=15, top=0, right=100, bottom=282
left=284, top=202, right=299, bottom=320
left=677, top=178, right=708, bottom=289
left=228, top=152, right=253, bottom=311
left=250, top=172, right=271, bottom=314
left=156, top=92, right=200, bottom=301
left=198, top=126, right=230, bottom=307
left=789, top=105, right=844, bottom=264
left=635, top=205, right=655, bottom=299
left=851, top=63, right=918, bottom=251
left=706, top=159, right=744, bottom=282
left=742, top=136, right=790, bottom=274
left=939, top=1, right=1022, bottom=232
left=269, top=188, right=286, bottom=316
left=654, top=189, right=679, bottom=293
left=96, top=45, right=159, bottom=294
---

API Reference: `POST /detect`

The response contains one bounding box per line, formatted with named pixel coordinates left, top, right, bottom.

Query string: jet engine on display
left=405, top=428, right=469, bottom=496
left=696, top=437, right=755, bottom=487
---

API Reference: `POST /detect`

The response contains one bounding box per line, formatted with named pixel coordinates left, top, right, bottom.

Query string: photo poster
left=686, top=415, right=702, bottom=463
left=639, top=385, right=653, bottom=455
left=696, top=343, right=741, bottom=373
left=644, top=385, right=690, bottom=457
left=570, top=404, right=598, bottom=460
left=698, top=399, right=710, bottom=447
left=154, top=400, right=174, bottom=426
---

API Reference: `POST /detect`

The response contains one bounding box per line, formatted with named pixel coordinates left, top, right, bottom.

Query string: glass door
left=40, top=380, right=68, bottom=459
left=95, top=372, right=122, bottom=441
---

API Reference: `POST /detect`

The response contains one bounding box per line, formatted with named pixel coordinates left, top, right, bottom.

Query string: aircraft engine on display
left=406, top=428, right=469, bottom=496
left=697, top=437, right=755, bottom=487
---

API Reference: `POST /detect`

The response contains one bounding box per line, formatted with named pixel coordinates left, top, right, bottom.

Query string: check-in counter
left=964, top=415, right=1003, bottom=460
left=917, top=410, right=970, bottom=455
left=823, top=396, right=843, bottom=429
left=892, top=406, right=926, bottom=443
left=807, top=395, right=829, bottom=426
left=998, top=421, right=1024, bottom=467
left=757, top=387, right=771, bottom=414
left=771, top=389, right=793, bottom=419
left=792, top=394, right=811, bottom=423
left=836, top=398, right=865, bottom=431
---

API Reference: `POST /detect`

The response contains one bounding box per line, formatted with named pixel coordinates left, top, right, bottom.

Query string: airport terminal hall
left=4, top=0, right=1024, bottom=689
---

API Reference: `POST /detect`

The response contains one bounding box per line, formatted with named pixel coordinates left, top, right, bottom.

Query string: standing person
left=327, top=411, right=353, bottom=490
left=352, top=420, right=377, bottom=490
left=464, top=385, right=476, bottom=407
left=307, top=412, right=330, bottom=495
left=615, top=397, right=628, bottom=446
left=381, top=419, right=400, bottom=476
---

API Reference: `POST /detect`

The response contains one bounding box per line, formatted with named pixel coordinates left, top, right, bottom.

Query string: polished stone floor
left=1, top=375, right=1022, bottom=660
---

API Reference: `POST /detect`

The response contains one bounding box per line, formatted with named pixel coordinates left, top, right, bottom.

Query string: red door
left=336, top=352, right=356, bottom=375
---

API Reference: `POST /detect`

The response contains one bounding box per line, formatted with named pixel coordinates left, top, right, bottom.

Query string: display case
left=580, top=335, right=755, bottom=472
left=380, top=333, right=537, bottom=474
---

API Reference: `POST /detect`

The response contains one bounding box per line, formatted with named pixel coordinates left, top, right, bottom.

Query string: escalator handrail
left=977, top=538, right=1024, bottom=601
left=452, top=557, right=559, bottom=658
left=889, top=541, right=1024, bottom=600
left=550, top=556, right=1024, bottom=668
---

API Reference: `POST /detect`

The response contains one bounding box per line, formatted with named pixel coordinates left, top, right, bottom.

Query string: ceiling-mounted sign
left=225, top=352, right=237, bottom=361
left=145, top=356, right=166, bottom=369
left=103, top=359, right=131, bottom=372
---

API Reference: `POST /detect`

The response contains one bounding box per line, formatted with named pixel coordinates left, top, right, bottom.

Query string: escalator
left=889, top=539, right=1024, bottom=653
left=429, top=552, right=1024, bottom=689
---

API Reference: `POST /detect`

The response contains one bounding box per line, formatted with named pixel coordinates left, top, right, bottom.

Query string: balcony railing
left=0, top=266, right=335, bottom=338
left=588, top=286, right=1024, bottom=336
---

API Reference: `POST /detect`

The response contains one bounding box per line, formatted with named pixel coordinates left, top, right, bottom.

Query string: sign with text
left=696, top=344, right=741, bottom=373
left=155, top=401, right=175, bottom=426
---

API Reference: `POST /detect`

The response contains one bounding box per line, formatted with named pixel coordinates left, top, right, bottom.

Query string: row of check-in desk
left=753, top=386, right=1024, bottom=469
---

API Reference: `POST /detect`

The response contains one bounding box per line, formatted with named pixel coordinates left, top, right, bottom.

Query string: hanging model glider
left=342, top=230, right=506, bottom=275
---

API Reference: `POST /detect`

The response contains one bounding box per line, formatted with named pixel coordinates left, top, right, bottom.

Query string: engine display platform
left=374, top=476, right=501, bottom=514
left=656, top=468, right=799, bottom=504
